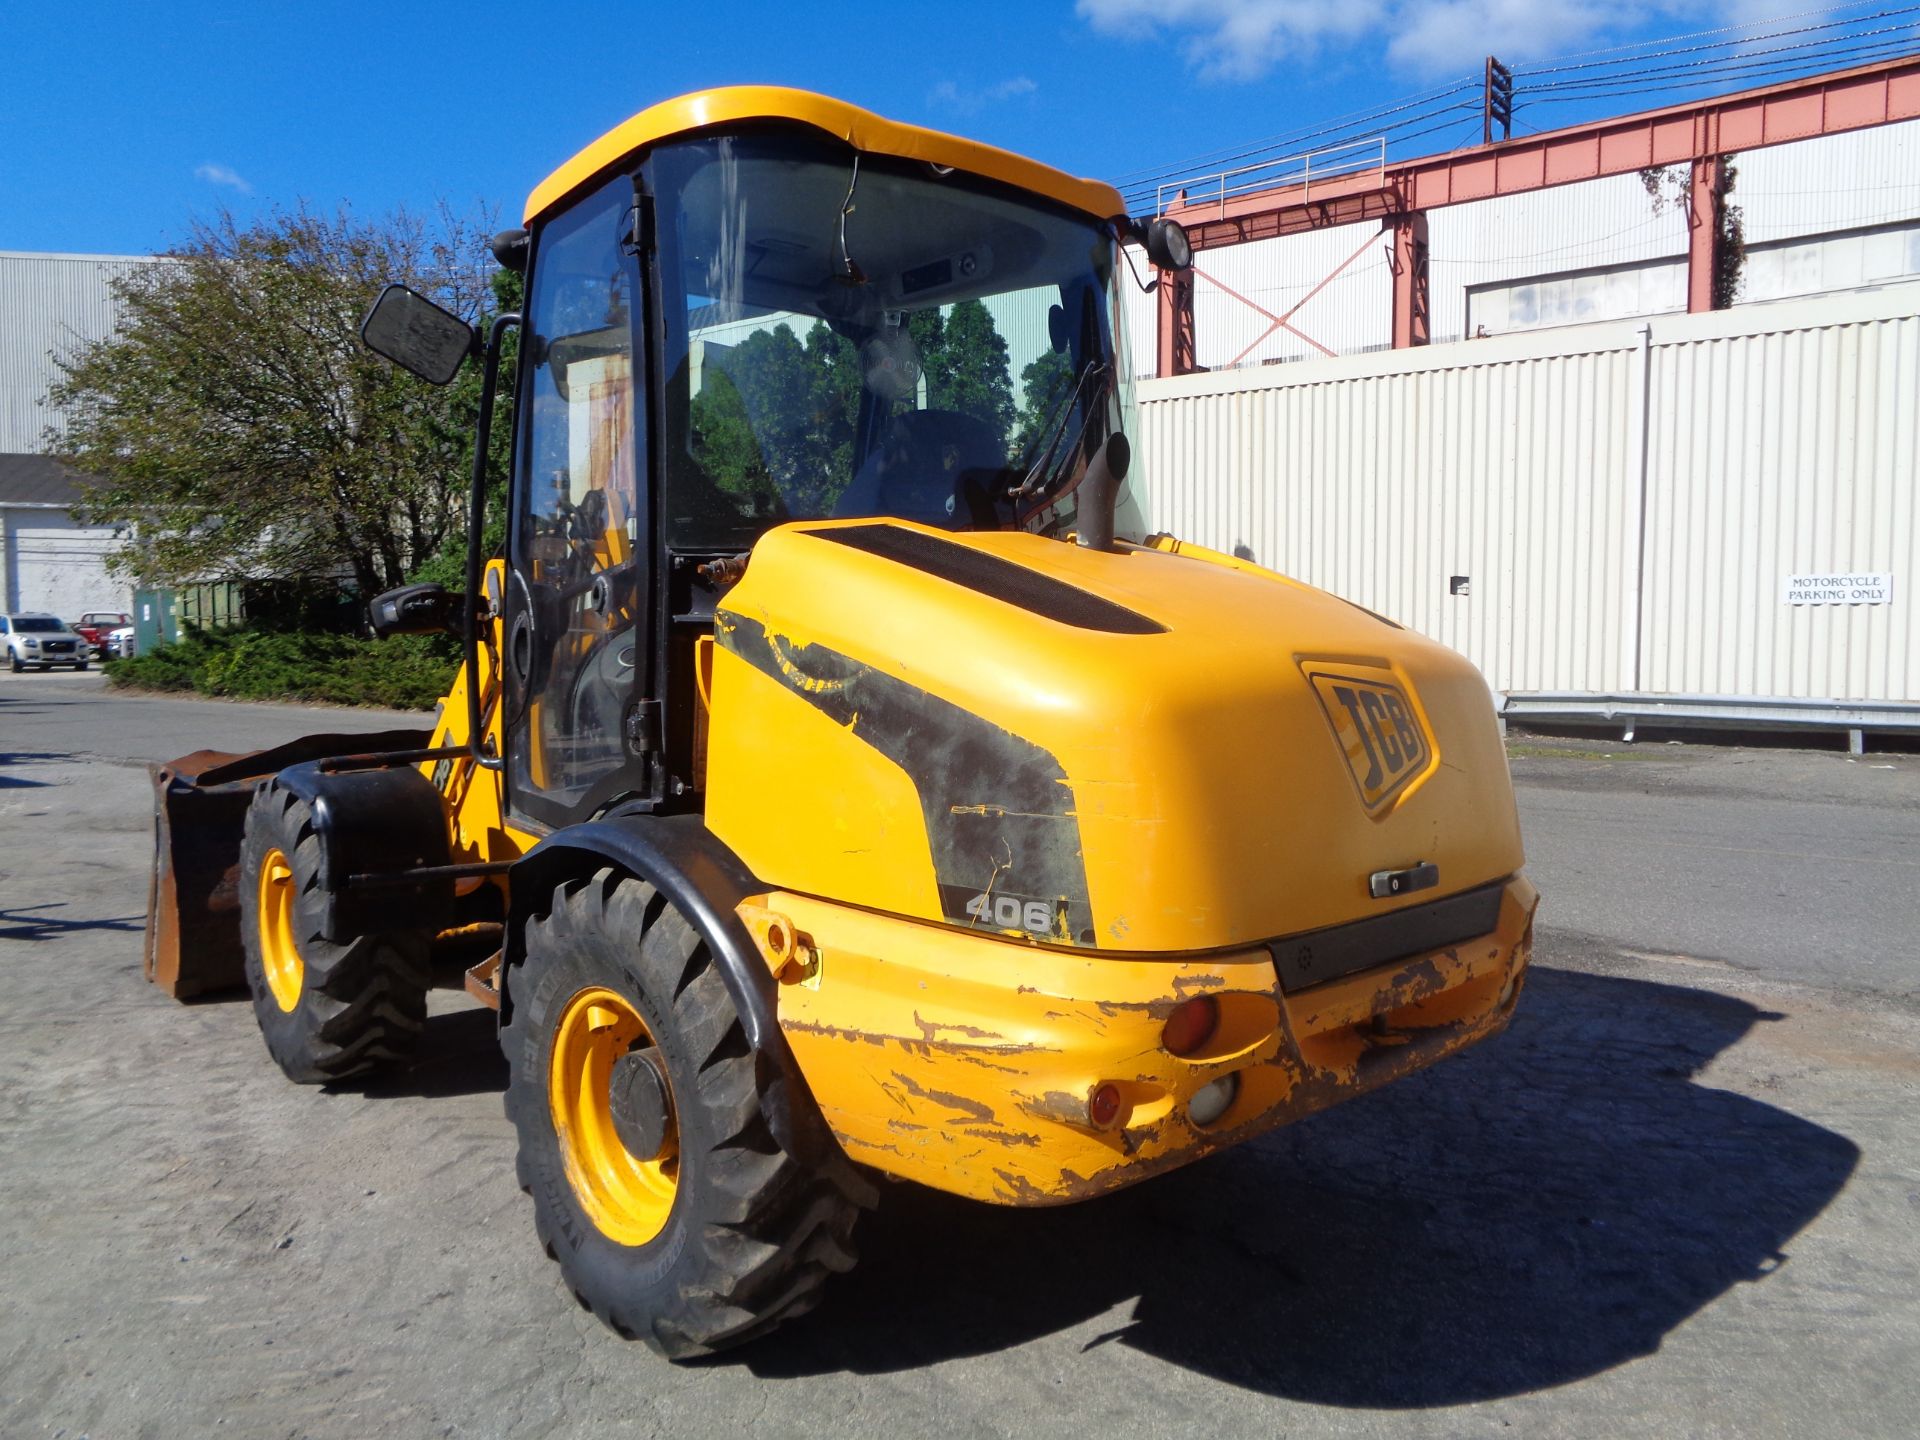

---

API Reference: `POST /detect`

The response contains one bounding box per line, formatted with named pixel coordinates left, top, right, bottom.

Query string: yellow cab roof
left=524, top=85, right=1127, bottom=225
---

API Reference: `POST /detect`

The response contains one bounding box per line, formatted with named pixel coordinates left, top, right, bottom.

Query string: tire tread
left=502, top=870, right=867, bottom=1358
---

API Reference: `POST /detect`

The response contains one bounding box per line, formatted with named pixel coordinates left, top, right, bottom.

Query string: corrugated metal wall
left=1640, top=296, right=1920, bottom=703
left=1137, top=281, right=1920, bottom=705
left=1735, top=118, right=1920, bottom=245
left=0, top=251, right=156, bottom=453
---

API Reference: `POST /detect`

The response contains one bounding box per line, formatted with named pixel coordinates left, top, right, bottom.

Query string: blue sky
left=0, top=2, right=1849, bottom=254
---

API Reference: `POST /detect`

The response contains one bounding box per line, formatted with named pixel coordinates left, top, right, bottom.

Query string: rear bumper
left=761, top=875, right=1539, bottom=1205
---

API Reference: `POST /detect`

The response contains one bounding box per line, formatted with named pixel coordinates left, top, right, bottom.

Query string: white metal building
left=0, top=454, right=125, bottom=619
left=1121, top=118, right=1920, bottom=376
left=1134, top=281, right=1920, bottom=738
left=0, top=250, right=154, bottom=617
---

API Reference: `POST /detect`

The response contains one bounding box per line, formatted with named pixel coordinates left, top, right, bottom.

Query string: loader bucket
left=143, top=729, right=433, bottom=999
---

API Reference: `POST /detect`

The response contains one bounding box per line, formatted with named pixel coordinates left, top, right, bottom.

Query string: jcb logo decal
left=1307, top=670, right=1432, bottom=812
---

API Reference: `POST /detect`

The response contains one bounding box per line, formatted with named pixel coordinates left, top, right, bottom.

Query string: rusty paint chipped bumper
left=761, top=876, right=1539, bottom=1206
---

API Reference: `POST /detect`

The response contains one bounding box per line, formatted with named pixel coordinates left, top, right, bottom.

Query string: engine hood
left=703, top=519, right=1523, bottom=954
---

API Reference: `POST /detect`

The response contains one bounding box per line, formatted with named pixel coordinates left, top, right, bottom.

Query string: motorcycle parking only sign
left=1782, top=573, right=1893, bottom=605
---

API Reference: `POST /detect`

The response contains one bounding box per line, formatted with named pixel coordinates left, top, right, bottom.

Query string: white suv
left=2, top=613, right=92, bottom=672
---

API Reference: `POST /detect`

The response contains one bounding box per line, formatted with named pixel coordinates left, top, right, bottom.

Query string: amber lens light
left=1088, top=1082, right=1125, bottom=1130
left=1162, top=995, right=1220, bottom=1057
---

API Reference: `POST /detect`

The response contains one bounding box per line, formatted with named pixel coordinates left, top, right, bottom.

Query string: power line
left=1520, top=22, right=1920, bottom=92
left=1512, top=36, right=1920, bottom=109
left=1107, top=1, right=1919, bottom=207
left=1106, top=75, right=1480, bottom=185
left=1507, top=0, right=1891, bottom=70
left=1116, top=99, right=1482, bottom=209
left=1110, top=81, right=1480, bottom=196
left=1513, top=3, right=1919, bottom=77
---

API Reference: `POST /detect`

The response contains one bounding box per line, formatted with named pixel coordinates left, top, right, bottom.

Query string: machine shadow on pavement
left=0, top=903, right=145, bottom=940
left=742, top=962, right=1860, bottom=1407
left=343, top=1005, right=510, bottom=1100
left=0, top=752, right=73, bottom=786
left=173, top=944, right=510, bottom=1098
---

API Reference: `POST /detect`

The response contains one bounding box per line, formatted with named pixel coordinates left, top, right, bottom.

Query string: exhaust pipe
left=1075, top=432, right=1131, bottom=553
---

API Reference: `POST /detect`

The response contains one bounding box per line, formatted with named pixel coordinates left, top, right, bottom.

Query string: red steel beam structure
left=1154, top=53, right=1920, bottom=374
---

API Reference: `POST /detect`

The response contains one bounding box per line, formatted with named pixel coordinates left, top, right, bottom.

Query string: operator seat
left=833, top=410, right=1008, bottom=528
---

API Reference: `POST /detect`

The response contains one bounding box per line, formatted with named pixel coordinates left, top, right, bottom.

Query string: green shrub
left=104, top=623, right=458, bottom=710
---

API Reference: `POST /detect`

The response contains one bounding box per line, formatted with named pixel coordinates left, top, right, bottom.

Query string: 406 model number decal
left=962, top=892, right=1056, bottom=934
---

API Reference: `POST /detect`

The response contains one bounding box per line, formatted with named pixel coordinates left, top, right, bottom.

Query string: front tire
left=238, top=782, right=431, bottom=1083
left=503, top=868, right=862, bottom=1357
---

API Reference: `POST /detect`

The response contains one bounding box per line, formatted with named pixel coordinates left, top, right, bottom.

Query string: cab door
left=504, top=174, right=651, bottom=829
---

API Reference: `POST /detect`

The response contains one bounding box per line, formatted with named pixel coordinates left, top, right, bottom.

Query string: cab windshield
left=652, top=132, right=1132, bottom=549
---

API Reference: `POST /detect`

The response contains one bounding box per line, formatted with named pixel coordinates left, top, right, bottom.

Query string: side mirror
left=360, top=284, right=477, bottom=386
left=369, top=582, right=466, bottom=639
left=1145, top=217, right=1193, bottom=271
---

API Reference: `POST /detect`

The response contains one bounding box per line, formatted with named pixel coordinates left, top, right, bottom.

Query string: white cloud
left=927, top=75, right=1040, bottom=112
left=1385, top=2, right=1688, bottom=74
left=194, top=162, right=252, bottom=194
left=1077, top=0, right=1388, bottom=80
left=1077, top=1, right=1761, bottom=80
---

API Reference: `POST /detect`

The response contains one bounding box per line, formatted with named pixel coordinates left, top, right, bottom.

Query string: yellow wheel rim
left=257, top=846, right=302, bottom=1013
left=548, top=986, right=678, bottom=1246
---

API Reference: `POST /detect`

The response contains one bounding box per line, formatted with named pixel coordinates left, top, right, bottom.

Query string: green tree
left=407, top=264, right=522, bottom=590
left=1010, top=347, right=1074, bottom=460
left=688, top=302, right=1015, bottom=515
left=690, top=365, right=772, bottom=509
left=49, top=203, right=507, bottom=597
left=918, top=299, right=1015, bottom=451
left=690, top=319, right=864, bottom=517
left=800, top=321, right=861, bottom=508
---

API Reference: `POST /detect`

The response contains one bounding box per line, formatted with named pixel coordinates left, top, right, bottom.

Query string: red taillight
left=1088, top=1082, right=1125, bottom=1130
left=1161, top=995, right=1220, bottom=1057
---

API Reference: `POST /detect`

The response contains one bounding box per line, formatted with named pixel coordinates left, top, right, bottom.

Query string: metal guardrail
left=1500, top=691, right=1920, bottom=752
left=1155, top=136, right=1389, bottom=219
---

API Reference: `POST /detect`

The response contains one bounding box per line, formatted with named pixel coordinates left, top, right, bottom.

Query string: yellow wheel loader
left=143, top=88, right=1538, bottom=1358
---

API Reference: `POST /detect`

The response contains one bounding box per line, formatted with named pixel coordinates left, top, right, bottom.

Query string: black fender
left=272, top=761, right=454, bottom=941
left=505, top=812, right=868, bottom=1195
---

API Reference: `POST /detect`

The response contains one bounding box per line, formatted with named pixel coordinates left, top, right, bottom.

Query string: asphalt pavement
left=1, top=672, right=1917, bottom=1438
left=1508, top=736, right=1920, bottom=999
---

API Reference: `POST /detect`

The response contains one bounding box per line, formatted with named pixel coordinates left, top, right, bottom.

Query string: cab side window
left=505, top=175, right=645, bottom=822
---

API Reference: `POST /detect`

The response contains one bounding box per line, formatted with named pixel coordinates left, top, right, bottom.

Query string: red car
left=72, top=611, right=131, bottom=659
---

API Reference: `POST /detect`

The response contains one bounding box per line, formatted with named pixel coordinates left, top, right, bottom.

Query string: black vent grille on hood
left=804, top=525, right=1166, bottom=636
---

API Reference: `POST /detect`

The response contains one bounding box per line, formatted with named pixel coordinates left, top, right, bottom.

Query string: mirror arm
left=465, top=311, right=521, bottom=772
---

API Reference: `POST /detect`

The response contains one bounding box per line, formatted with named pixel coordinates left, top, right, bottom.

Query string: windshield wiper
left=1008, top=360, right=1112, bottom=508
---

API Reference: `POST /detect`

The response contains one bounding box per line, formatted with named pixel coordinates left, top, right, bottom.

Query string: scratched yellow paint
left=748, top=877, right=1537, bottom=1204
left=706, top=631, right=944, bottom=925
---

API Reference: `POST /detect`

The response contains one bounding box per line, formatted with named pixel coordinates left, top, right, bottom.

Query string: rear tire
left=238, top=781, right=431, bottom=1083
left=503, top=868, right=863, bottom=1357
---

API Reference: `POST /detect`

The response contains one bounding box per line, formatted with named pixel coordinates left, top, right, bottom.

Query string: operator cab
left=362, top=92, right=1184, bottom=835
left=507, top=122, right=1156, bottom=829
